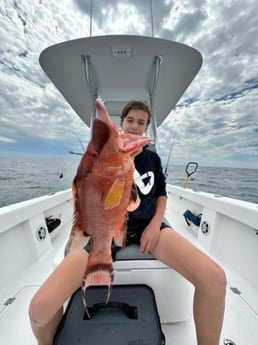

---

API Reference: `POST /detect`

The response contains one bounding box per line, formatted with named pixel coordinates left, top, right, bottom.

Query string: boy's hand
left=140, top=222, right=160, bottom=254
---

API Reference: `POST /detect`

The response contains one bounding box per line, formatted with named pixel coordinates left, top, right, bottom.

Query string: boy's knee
left=211, top=264, right=227, bottom=292
left=29, top=294, right=48, bottom=326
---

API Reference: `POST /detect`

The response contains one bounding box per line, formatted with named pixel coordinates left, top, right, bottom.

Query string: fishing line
left=164, top=139, right=174, bottom=177
left=65, top=129, right=85, bottom=152
left=44, top=130, right=84, bottom=181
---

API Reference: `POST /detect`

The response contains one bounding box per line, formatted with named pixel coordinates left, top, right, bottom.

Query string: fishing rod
left=65, top=130, right=85, bottom=152
left=164, top=139, right=174, bottom=177
left=69, top=150, right=83, bottom=156
left=164, top=122, right=177, bottom=177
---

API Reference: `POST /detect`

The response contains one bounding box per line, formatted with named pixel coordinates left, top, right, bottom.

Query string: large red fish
left=67, top=98, right=150, bottom=309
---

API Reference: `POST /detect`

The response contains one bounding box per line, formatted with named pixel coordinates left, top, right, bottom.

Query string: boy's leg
left=152, top=228, right=226, bottom=345
left=29, top=249, right=88, bottom=345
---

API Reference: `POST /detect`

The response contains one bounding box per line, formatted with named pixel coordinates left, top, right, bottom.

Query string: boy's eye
left=125, top=118, right=146, bottom=126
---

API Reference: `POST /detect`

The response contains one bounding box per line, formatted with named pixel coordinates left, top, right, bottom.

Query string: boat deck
left=1, top=208, right=258, bottom=345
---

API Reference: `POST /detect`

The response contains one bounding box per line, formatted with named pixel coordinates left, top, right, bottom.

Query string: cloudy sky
left=1, top=0, right=258, bottom=168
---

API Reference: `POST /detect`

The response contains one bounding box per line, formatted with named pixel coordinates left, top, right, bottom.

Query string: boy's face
left=120, top=109, right=149, bottom=136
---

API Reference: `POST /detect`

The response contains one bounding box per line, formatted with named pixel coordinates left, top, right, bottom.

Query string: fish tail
left=81, top=261, right=114, bottom=316
left=84, top=263, right=114, bottom=288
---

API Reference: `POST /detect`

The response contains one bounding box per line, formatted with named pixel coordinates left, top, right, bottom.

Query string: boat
left=0, top=35, right=258, bottom=345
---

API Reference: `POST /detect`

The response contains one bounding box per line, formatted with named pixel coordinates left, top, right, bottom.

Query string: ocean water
left=166, top=164, right=258, bottom=204
left=0, top=157, right=79, bottom=208
left=0, top=156, right=257, bottom=208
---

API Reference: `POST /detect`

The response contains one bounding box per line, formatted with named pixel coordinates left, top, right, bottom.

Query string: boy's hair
left=121, top=100, right=151, bottom=125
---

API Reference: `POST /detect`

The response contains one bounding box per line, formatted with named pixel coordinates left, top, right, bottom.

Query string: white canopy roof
left=40, top=35, right=202, bottom=128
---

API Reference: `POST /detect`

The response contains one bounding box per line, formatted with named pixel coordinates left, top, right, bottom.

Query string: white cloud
left=0, top=0, right=257, bottom=168
left=0, top=135, right=16, bottom=143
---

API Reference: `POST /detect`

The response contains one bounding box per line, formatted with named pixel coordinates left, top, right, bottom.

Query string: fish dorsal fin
left=104, top=178, right=125, bottom=209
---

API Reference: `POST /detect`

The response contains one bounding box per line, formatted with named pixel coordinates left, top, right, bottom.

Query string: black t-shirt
left=127, top=146, right=167, bottom=232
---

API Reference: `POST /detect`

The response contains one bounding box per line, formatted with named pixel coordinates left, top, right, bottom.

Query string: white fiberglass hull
left=0, top=185, right=257, bottom=345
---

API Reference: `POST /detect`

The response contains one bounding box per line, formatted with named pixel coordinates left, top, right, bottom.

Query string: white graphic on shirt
left=134, top=169, right=154, bottom=195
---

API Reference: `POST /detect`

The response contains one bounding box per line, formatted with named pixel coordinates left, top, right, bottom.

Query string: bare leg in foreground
left=29, top=249, right=88, bottom=345
left=152, top=228, right=226, bottom=345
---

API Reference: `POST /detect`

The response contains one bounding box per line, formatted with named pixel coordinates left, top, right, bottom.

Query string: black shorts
left=126, top=221, right=170, bottom=245
left=84, top=220, right=171, bottom=256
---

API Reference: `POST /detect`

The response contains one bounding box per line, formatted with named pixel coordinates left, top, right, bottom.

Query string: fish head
left=94, top=98, right=151, bottom=159
left=74, top=98, right=151, bottom=191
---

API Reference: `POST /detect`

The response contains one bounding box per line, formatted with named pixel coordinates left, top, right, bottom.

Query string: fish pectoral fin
left=104, top=178, right=125, bottom=209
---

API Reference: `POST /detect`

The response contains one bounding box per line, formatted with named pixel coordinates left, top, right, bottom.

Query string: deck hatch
left=230, top=287, right=241, bottom=295
left=4, top=297, right=16, bottom=306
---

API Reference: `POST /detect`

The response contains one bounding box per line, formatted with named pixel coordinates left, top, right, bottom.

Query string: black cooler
left=54, top=284, right=165, bottom=345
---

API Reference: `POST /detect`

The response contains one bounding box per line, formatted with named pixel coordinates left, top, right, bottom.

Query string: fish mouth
left=91, top=118, right=112, bottom=153
left=93, top=98, right=151, bottom=154
left=95, top=98, right=117, bottom=131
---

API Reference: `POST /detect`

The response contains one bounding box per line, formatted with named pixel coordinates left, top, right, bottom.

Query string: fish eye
left=90, top=150, right=98, bottom=159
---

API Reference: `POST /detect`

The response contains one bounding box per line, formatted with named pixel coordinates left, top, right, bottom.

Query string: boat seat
left=115, top=243, right=155, bottom=260
left=53, top=241, right=155, bottom=269
left=62, top=241, right=154, bottom=260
